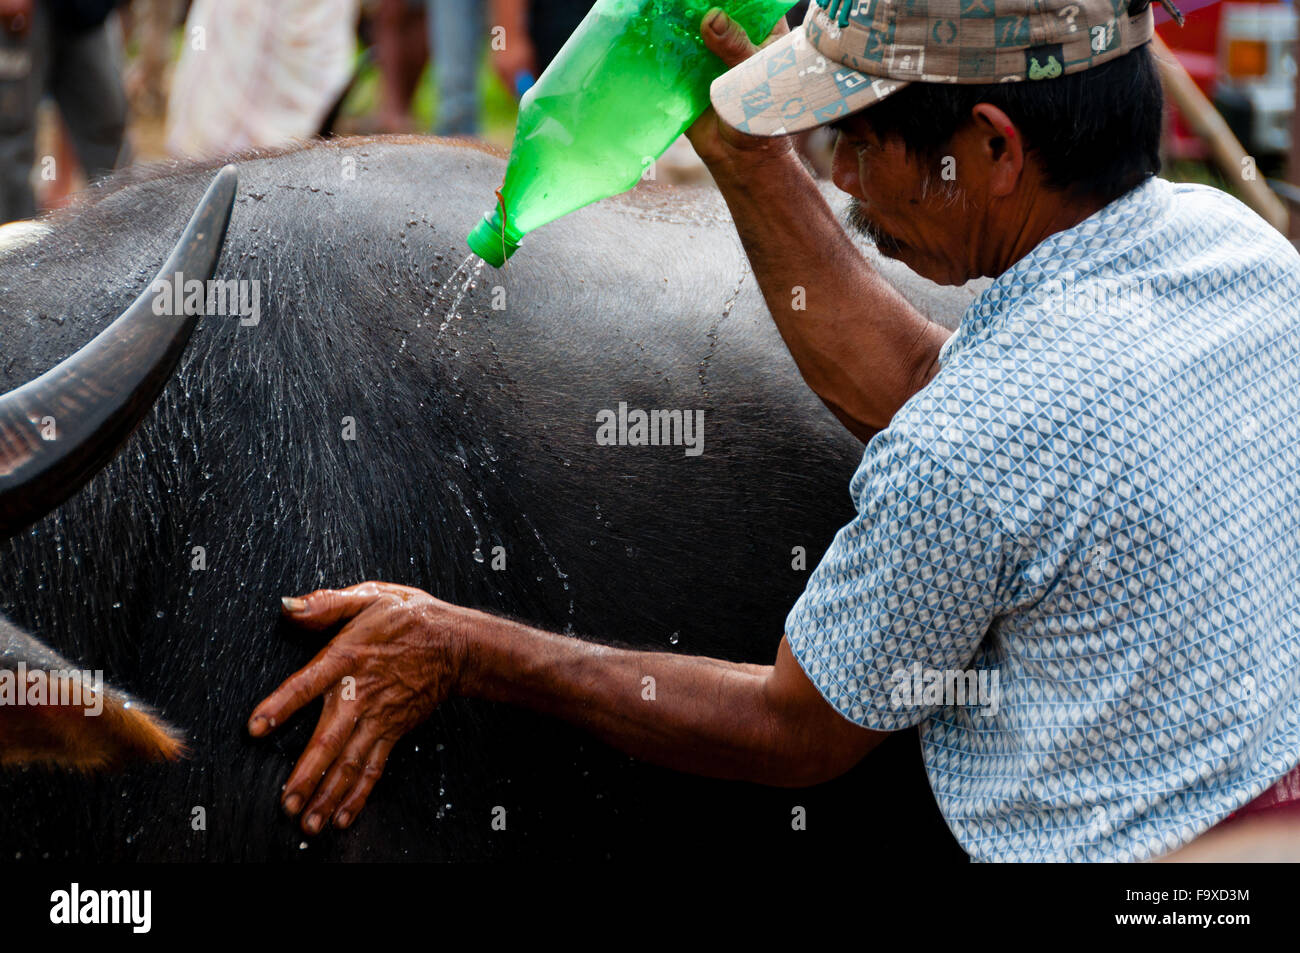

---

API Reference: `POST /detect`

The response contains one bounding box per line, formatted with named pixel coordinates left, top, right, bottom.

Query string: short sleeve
left=785, top=429, right=1012, bottom=731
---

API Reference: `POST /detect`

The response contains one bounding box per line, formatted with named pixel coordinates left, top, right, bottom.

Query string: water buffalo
left=0, top=137, right=975, bottom=861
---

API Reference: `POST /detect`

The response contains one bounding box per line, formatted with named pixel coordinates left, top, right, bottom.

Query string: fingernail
left=248, top=716, right=265, bottom=736
left=305, top=814, right=322, bottom=834
left=282, top=596, right=307, bottom=613
left=706, top=8, right=729, bottom=34
left=335, top=811, right=351, bottom=829
left=284, top=794, right=302, bottom=815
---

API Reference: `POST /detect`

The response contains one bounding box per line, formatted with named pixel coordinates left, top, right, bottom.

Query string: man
left=249, top=0, right=1300, bottom=861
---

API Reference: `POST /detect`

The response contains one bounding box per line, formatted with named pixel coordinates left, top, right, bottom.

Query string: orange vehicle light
left=1226, top=39, right=1269, bottom=78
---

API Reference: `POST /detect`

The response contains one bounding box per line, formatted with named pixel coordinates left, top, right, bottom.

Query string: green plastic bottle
left=466, top=0, right=795, bottom=267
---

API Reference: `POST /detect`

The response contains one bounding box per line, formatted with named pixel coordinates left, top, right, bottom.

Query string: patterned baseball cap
left=711, top=0, right=1183, bottom=136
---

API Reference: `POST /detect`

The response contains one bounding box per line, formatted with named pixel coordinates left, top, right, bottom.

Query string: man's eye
left=841, top=132, right=872, bottom=151
left=836, top=132, right=867, bottom=154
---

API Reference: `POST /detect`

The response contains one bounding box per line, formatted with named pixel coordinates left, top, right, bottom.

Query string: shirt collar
left=937, top=176, right=1172, bottom=368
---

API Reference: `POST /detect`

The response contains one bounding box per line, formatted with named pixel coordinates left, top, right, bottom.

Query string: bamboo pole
left=1288, top=32, right=1300, bottom=239
left=1152, top=32, right=1288, bottom=232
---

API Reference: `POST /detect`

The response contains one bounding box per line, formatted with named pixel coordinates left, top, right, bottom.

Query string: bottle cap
left=466, top=209, right=521, bottom=268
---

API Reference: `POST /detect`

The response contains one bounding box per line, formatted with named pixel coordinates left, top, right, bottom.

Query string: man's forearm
left=459, top=610, right=831, bottom=786
left=255, top=584, right=887, bottom=826
left=712, top=151, right=951, bottom=440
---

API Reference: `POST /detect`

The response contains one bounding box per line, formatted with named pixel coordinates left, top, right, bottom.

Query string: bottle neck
left=466, top=207, right=523, bottom=267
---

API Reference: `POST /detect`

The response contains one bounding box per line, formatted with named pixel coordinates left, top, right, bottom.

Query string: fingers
left=279, top=691, right=353, bottom=819
left=297, top=718, right=384, bottom=834
left=247, top=637, right=355, bottom=737
left=331, top=738, right=395, bottom=830
left=280, top=583, right=386, bottom=630
left=302, top=729, right=396, bottom=834
left=701, top=8, right=761, bottom=68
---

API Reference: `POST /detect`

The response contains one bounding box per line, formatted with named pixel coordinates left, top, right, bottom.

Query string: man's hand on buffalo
left=251, top=580, right=888, bottom=836
left=248, top=583, right=473, bottom=834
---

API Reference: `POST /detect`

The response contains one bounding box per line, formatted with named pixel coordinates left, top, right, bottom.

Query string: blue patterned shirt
left=786, top=176, right=1300, bottom=862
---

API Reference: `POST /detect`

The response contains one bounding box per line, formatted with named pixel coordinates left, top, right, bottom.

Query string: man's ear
left=968, top=103, right=1024, bottom=198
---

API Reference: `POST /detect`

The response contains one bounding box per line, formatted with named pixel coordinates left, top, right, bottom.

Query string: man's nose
left=830, top=135, right=864, bottom=198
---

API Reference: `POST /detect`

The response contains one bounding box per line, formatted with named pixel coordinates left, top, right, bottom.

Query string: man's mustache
left=844, top=199, right=905, bottom=257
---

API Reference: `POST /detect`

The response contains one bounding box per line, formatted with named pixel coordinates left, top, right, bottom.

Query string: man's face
left=829, top=113, right=978, bottom=286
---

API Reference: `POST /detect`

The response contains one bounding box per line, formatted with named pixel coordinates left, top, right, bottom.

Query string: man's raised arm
left=686, top=10, right=951, bottom=441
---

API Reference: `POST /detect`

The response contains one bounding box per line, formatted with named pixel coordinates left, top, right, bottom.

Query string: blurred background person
left=369, top=0, right=426, bottom=134
left=429, top=0, right=484, bottom=136
left=164, top=0, right=360, bottom=158
left=488, top=0, right=593, bottom=97
left=0, top=0, right=130, bottom=223
left=368, top=0, right=485, bottom=137
left=121, top=0, right=180, bottom=121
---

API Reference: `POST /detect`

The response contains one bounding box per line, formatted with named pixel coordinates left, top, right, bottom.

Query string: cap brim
left=710, top=24, right=908, bottom=137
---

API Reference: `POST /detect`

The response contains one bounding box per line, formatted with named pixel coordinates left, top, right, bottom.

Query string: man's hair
left=855, top=39, right=1163, bottom=204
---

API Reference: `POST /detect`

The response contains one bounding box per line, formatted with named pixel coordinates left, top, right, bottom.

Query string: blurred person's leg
left=429, top=0, right=481, bottom=137
left=125, top=0, right=180, bottom=120
left=48, top=9, right=129, bottom=183
left=0, top=0, right=45, bottom=221
left=373, top=0, right=427, bottom=133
